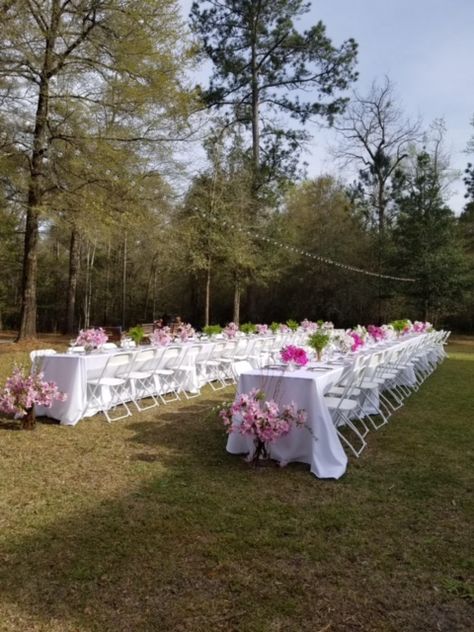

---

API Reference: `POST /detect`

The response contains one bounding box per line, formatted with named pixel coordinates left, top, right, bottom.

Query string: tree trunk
left=83, top=242, right=96, bottom=328
left=64, top=226, right=81, bottom=334
left=121, top=235, right=127, bottom=328
left=204, top=258, right=211, bottom=327
left=250, top=19, right=260, bottom=175
left=233, top=273, right=241, bottom=326
left=17, top=4, right=59, bottom=340
left=21, top=407, right=36, bottom=430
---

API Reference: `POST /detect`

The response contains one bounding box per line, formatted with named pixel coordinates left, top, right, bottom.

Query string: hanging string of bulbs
left=199, top=211, right=416, bottom=283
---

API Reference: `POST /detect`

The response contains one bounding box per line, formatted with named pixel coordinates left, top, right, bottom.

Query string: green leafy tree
left=392, top=151, right=468, bottom=322
left=0, top=0, right=194, bottom=339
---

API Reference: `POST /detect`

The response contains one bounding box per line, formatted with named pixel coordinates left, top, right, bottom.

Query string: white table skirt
left=226, top=365, right=348, bottom=479
left=35, top=347, right=201, bottom=426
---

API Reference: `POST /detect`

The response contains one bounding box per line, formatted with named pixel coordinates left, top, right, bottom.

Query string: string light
left=198, top=211, right=416, bottom=283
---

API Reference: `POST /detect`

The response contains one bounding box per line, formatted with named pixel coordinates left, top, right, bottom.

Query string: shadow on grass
left=0, top=375, right=473, bottom=632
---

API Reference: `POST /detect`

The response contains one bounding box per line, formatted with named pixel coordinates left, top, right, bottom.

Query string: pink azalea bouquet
left=300, top=319, right=318, bottom=333
left=220, top=388, right=307, bottom=462
left=0, top=367, right=66, bottom=419
left=367, top=325, right=386, bottom=342
left=150, top=326, right=172, bottom=346
left=348, top=331, right=365, bottom=352
left=280, top=345, right=309, bottom=367
left=74, top=327, right=108, bottom=349
left=177, top=323, right=195, bottom=342
left=255, top=323, right=269, bottom=335
left=223, top=322, right=239, bottom=338
left=412, top=321, right=433, bottom=333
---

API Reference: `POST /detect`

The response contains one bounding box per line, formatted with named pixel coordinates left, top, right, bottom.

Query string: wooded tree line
left=0, top=0, right=472, bottom=338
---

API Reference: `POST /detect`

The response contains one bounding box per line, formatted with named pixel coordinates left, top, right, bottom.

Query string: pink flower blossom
left=0, top=367, right=67, bottom=418
left=223, top=322, right=239, bottom=338
left=220, top=389, right=307, bottom=444
left=150, top=327, right=172, bottom=346
left=74, top=328, right=108, bottom=348
left=280, top=345, right=309, bottom=367
left=255, top=323, right=269, bottom=335
left=348, top=331, right=365, bottom=352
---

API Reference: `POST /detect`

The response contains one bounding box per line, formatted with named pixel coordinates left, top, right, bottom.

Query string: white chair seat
left=325, top=397, right=358, bottom=412
left=88, top=376, right=126, bottom=387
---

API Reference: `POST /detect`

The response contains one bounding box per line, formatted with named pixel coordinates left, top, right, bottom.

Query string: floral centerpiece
left=240, top=322, right=256, bottom=335
left=391, top=319, right=412, bottom=335
left=307, top=330, right=330, bottom=361
left=202, top=324, right=222, bottom=337
left=255, top=323, right=269, bottom=335
left=0, top=367, right=67, bottom=430
left=150, top=326, right=172, bottom=346
left=223, top=322, right=239, bottom=338
left=381, top=324, right=396, bottom=340
left=177, top=323, right=195, bottom=342
left=219, top=388, right=307, bottom=463
left=286, top=319, right=299, bottom=332
left=412, top=321, right=433, bottom=333
left=269, top=322, right=280, bottom=333
left=367, top=324, right=386, bottom=342
left=279, top=323, right=291, bottom=333
left=74, top=327, right=108, bottom=352
left=348, top=330, right=365, bottom=352
left=280, top=345, right=309, bottom=369
left=300, top=319, right=318, bottom=333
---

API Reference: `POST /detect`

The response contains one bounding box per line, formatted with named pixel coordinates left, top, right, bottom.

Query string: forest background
left=0, top=0, right=473, bottom=340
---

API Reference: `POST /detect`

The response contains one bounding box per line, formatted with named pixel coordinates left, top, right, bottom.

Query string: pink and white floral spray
left=150, top=327, right=172, bottom=346
left=223, top=322, right=239, bottom=338
left=74, top=328, right=108, bottom=349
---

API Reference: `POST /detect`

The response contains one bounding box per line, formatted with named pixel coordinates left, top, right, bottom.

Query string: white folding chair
left=127, top=348, right=159, bottom=412
left=324, top=362, right=368, bottom=457
left=152, top=345, right=182, bottom=403
left=84, top=351, right=133, bottom=422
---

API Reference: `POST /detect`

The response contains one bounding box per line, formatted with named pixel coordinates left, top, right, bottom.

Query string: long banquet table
left=35, top=345, right=202, bottom=426
left=226, top=333, right=430, bottom=479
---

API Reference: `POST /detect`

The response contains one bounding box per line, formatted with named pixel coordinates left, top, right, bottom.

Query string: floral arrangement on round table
left=74, top=327, right=108, bottom=352
left=280, top=345, right=309, bottom=369
left=0, top=367, right=66, bottom=430
left=219, top=388, right=307, bottom=464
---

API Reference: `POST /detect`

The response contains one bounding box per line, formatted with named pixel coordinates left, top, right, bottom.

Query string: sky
left=178, top=0, right=474, bottom=214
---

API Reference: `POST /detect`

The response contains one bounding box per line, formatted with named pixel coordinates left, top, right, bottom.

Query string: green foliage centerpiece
left=308, top=330, right=330, bottom=361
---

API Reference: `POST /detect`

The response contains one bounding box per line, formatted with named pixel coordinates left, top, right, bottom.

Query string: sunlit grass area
left=0, top=339, right=472, bottom=631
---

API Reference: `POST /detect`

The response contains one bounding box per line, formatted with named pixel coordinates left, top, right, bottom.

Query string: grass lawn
left=0, top=338, right=473, bottom=631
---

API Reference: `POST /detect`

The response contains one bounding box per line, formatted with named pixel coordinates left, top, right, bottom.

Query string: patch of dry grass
left=0, top=339, right=472, bottom=631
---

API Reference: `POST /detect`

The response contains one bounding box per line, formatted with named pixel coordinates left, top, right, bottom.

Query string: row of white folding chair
left=324, top=355, right=369, bottom=457
left=323, top=337, right=438, bottom=458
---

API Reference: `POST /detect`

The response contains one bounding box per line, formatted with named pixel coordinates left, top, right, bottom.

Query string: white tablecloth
left=35, top=352, right=114, bottom=425
left=226, top=364, right=348, bottom=479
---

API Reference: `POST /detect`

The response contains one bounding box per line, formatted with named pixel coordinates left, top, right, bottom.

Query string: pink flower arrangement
left=280, top=345, right=309, bottom=367
left=177, top=323, right=195, bottom=342
left=300, top=319, right=318, bottom=333
left=412, top=321, right=432, bottom=333
left=367, top=325, right=386, bottom=342
left=255, top=323, right=269, bottom=335
left=74, top=328, right=108, bottom=349
left=219, top=388, right=307, bottom=451
left=223, top=322, right=239, bottom=338
left=0, top=367, right=66, bottom=418
left=279, top=324, right=291, bottom=333
left=150, top=326, right=172, bottom=346
left=348, top=331, right=365, bottom=352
